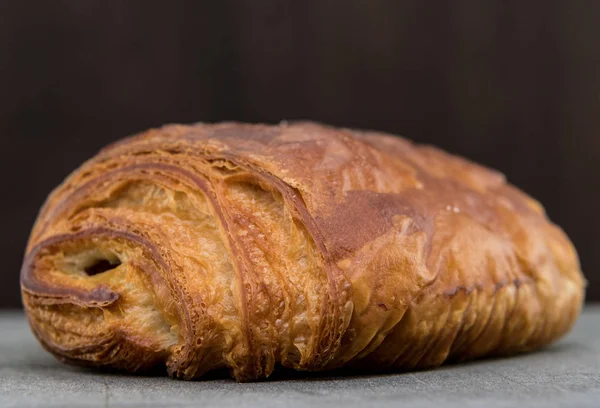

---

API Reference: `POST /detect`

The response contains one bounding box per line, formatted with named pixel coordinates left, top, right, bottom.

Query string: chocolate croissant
left=21, top=122, right=585, bottom=381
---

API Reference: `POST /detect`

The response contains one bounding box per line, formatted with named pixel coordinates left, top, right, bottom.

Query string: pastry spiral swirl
left=21, top=122, right=585, bottom=381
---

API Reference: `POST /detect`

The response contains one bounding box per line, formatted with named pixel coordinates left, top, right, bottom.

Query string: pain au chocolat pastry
left=21, top=122, right=585, bottom=381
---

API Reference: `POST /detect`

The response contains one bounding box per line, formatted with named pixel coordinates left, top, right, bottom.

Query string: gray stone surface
left=1, top=307, right=599, bottom=408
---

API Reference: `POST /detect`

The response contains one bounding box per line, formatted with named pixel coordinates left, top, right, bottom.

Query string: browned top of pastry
left=31, top=122, right=551, bottom=254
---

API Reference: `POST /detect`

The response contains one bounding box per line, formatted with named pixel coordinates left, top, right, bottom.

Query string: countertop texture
left=1, top=307, right=599, bottom=408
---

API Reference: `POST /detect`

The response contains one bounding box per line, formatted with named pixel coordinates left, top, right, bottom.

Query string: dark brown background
left=1, top=1, right=598, bottom=308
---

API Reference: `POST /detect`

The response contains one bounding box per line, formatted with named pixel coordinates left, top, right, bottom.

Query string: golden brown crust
left=21, top=122, right=585, bottom=381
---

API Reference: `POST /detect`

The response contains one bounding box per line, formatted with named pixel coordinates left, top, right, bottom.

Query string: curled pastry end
left=21, top=229, right=179, bottom=373
left=21, top=235, right=121, bottom=307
